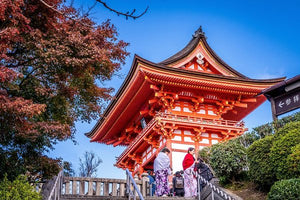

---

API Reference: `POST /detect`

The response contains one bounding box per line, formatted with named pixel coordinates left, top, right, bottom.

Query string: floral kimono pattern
left=184, top=164, right=197, bottom=197
left=155, top=168, right=170, bottom=196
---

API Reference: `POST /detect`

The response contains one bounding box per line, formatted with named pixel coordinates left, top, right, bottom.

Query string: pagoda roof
left=159, top=26, right=248, bottom=79
left=86, top=27, right=285, bottom=144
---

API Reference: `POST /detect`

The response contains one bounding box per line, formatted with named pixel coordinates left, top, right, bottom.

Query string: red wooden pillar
left=195, top=141, right=199, bottom=159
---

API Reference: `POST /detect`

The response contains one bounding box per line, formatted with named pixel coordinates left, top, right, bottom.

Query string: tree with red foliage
left=0, top=0, right=128, bottom=181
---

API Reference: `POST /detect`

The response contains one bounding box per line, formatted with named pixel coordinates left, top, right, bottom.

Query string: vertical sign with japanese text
left=274, top=88, right=300, bottom=116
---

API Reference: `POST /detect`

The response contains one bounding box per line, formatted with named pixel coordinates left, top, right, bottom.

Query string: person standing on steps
left=182, top=147, right=198, bottom=197
left=172, top=171, right=185, bottom=197
left=147, top=170, right=156, bottom=196
left=153, top=147, right=171, bottom=197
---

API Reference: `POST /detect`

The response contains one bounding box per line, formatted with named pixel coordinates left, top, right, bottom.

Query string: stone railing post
left=103, top=180, right=109, bottom=196
left=88, top=180, right=93, bottom=195
left=65, top=179, right=70, bottom=194
left=79, top=181, right=85, bottom=195
left=112, top=182, right=117, bottom=196
left=119, top=182, right=125, bottom=196
left=141, top=172, right=149, bottom=197
left=96, top=181, right=101, bottom=195
left=72, top=180, right=77, bottom=194
left=62, top=177, right=128, bottom=198
left=133, top=175, right=138, bottom=197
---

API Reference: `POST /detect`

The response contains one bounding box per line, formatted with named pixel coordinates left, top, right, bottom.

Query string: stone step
left=61, top=195, right=197, bottom=200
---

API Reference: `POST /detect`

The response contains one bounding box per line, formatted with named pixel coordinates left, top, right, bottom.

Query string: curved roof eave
left=86, top=54, right=285, bottom=139
left=138, top=54, right=285, bottom=84
left=86, top=55, right=141, bottom=139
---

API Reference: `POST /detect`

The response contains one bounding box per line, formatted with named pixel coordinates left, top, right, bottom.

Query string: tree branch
left=96, top=0, right=149, bottom=19
left=39, top=0, right=94, bottom=27
left=39, top=0, right=64, bottom=15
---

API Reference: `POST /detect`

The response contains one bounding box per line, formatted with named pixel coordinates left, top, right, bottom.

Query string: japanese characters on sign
left=274, top=88, right=300, bottom=116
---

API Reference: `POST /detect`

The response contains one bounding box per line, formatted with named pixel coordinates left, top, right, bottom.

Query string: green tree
left=270, top=121, right=300, bottom=180
left=251, top=111, right=300, bottom=138
left=79, top=151, right=102, bottom=177
left=63, top=161, right=75, bottom=177
left=198, top=146, right=211, bottom=163
left=247, top=135, right=276, bottom=190
left=236, top=131, right=260, bottom=148
left=0, top=175, right=41, bottom=200
left=209, top=139, right=247, bottom=184
left=286, top=144, right=300, bottom=177
left=0, top=0, right=128, bottom=181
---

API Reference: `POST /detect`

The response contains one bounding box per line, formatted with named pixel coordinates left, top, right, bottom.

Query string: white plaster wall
left=200, top=139, right=209, bottom=144
left=174, top=129, right=181, bottom=134
left=172, top=106, right=181, bottom=111
left=172, top=136, right=182, bottom=141
left=184, top=130, right=192, bottom=135
left=197, top=110, right=205, bottom=114
left=171, top=143, right=194, bottom=151
left=184, top=136, right=193, bottom=142
left=172, top=151, right=187, bottom=173
left=201, top=133, right=209, bottom=137
left=212, top=140, right=219, bottom=144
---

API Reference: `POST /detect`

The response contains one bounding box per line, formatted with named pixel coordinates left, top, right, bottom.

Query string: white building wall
left=172, top=151, right=187, bottom=173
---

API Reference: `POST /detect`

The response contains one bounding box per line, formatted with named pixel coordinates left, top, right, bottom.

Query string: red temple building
left=86, top=27, right=285, bottom=175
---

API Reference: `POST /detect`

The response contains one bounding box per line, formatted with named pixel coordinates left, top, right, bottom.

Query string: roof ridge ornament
left=193, top=26, right=205, bottom=38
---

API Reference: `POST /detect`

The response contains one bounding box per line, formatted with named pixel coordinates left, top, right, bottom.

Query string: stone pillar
left=141, top=172, right=149, bottom=197
left=65, top=180, right=70, bottom=194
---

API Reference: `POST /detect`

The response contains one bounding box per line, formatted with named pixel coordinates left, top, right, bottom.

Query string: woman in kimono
left=153, top=147, right=171, bottom=196
left=182, top=147, right=198, bottom=197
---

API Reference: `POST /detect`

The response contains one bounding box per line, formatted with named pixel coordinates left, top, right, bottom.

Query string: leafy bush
left=209, top=139, right=247, bottom=184
left=247, top=135, right=276, bottom=190
left=275, top=120, right=300, bottom=137
left=0, top=175, right=41, bottom=200
left=198, top=146, right=211, bottom=163
left=270, top=121, right=300, bottom=180
left=286, top=144, right=300, bottom=177
left=267, top=179, right=300, bottom=200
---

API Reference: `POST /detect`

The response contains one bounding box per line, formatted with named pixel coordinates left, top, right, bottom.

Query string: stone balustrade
left=62, top=174, right=149, bottom=197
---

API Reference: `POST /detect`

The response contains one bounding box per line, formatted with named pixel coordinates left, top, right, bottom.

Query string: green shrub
left=267, top=179, right=300, bottom=200
left=209, top=139, right=247, bottom=184
left=270, top=121, right=300, bottom=180
left=198, top=146, right=211, bottom=163
left=276, top=121, right=300, bottom=137
left=247, top=135, right=276, bottom=190
left=0, top=175, right=41, bottom=200
left=286, top=144, right=300, bottom=177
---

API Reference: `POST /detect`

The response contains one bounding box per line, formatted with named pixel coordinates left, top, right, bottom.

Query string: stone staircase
left=41, top=170, right=239, bottom=200
left=58, top=180, right=237, bottom=200
left=61, top=196, right=196, bottom=200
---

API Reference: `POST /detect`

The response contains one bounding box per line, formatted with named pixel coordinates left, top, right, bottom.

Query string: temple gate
left=86, top=27, right=285, bottom=175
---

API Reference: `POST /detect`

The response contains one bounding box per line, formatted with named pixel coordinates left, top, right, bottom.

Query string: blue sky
left=49, top=0, right=300, bottom=179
